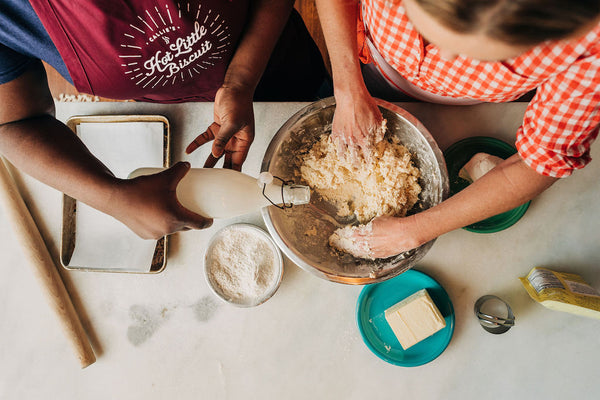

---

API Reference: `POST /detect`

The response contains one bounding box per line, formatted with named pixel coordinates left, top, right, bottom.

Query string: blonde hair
left=412, top=0, right=600, bottom=45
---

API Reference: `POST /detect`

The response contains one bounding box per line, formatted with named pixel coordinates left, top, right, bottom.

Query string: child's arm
left=0, top=61, right=211, bottom=239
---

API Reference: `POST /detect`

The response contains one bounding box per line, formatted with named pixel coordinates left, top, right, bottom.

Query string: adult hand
left=185, top=85, right=255, bottom=171
left=331, top=88, right=384, bottom=162
left=353, top=215, right=425, bottom=259
left=109, top=162, right=212, bottom=239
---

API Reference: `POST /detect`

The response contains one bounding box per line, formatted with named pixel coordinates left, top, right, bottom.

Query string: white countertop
left=1, top=102, right=598, bottom=400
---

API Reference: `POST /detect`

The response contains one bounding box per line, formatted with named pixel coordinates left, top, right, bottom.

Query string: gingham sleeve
left=515, top=52, right=600, bottom=178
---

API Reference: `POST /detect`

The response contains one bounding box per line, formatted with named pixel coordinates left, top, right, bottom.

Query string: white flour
left=206, top=226, right=279, bottom=305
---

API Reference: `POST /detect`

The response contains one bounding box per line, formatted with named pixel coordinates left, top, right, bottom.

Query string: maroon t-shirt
left=29, top=0, right=249, bottom=102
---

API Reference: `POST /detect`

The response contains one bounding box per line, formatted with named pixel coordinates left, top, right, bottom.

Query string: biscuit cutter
left=474, top=295, right=515, bottom=334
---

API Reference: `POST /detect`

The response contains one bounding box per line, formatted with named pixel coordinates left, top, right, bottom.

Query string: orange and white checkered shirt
left=358, top=0, right=600, bottom=177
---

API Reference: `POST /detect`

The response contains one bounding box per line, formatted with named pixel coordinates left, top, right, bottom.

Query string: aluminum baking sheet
left=61, top=115, right=170, bottom=273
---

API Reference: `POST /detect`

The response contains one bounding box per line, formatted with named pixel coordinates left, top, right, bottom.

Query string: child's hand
left=109, top=162, right=212, bottom=239
left=185, top=85, right=255, bottom=171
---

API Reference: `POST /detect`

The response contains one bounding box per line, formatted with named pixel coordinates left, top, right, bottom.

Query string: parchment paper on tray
left=62, top=117, right=168, bottom=272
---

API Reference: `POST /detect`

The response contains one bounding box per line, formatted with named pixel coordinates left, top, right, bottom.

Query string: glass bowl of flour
left=204, top=224, right=284, bottom=307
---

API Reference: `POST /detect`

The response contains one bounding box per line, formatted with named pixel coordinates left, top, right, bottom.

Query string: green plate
left=356, top=270, right=455, bottom=367
left=443, top=136, right=530, bottom=233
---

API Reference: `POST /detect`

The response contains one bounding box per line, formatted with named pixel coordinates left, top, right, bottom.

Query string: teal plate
left=443, top=136, right=530, bottom=233
left=356, top=270, right=455, bottom=367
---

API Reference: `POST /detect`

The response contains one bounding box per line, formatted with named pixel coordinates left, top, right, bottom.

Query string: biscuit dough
left=299, top=130, right=421, bottom=259
left=300, top=134, right=421, bottom=224
left=328, top=222, right=374, bottom=259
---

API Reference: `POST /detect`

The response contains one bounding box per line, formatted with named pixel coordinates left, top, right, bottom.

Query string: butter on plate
left=385, top=289, right=446, bottom=350
left=458, top=152, right=503, bottom=182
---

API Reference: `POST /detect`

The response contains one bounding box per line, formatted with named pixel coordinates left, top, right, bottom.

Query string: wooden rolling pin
left=0, top=158, right=96, bottom=368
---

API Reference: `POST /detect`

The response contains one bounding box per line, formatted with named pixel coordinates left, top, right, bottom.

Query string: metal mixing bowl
left=260, top=98, right=449, bottom=284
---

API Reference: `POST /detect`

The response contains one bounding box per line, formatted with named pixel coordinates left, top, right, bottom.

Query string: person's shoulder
left=0, top=0, right=66, bottom=85
left=574, top=21, right=600, bottom=57
left=0, top=44, right=37, bottom=85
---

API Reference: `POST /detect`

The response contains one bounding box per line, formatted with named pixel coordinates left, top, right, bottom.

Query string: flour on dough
left=329, top=223, right=374, bottom=259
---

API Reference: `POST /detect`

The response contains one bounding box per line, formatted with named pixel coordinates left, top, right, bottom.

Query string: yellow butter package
left=519, top=267, right=600, bottom=319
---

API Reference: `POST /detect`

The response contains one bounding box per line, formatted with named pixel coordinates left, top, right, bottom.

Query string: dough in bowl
left=300, top=131, right=421, bottom=258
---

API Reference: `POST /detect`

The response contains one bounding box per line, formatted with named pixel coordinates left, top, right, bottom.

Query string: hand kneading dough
left=328, top=223, right=374, bottom=259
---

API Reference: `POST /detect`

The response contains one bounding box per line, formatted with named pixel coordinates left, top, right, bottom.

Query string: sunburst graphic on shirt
left=118, top=1, right=231, bottom=88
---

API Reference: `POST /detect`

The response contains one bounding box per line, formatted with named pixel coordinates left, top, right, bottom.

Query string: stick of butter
left=384, top=289, right=446, bottom=350
left=458, top=152, right=504, bottom=182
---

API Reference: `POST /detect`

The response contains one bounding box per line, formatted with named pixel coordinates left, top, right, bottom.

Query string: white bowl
left=204, top=224, right=284, bottom=307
